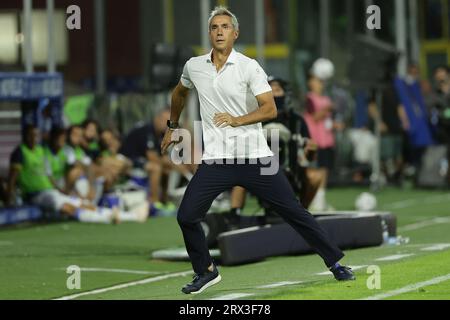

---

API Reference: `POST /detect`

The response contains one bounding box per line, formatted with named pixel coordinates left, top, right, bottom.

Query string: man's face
left=308, top=76, right=324, bottom=94
left=101, top=131, right=120, bottom=153
left=434, top=68, right=449, bottom=84
left=209, top=15, right=238, bottom=51
left=84, top=123, right=98, bottom=141
left=25, top=128, right=40, bottom=147
left=70, top=127, right=83, bottom=146
left=408, top=65, right=419, bottom=79
left=101, top=131, right=113, bottom=147
left=56, top=133, right=66, bottom=149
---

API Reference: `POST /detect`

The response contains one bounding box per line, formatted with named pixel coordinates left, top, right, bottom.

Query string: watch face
left=167, top=120, right=178, bottom=129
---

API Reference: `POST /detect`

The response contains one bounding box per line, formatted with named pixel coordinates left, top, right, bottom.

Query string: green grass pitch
left=0, top=187, right=449, bottom=300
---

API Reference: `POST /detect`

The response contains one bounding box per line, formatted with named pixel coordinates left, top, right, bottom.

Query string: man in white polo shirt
left=161, top=6, right=355, bottom=295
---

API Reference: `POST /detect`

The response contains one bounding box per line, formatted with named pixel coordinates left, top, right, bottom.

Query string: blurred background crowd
left=0, top=0, right=449, bottom=221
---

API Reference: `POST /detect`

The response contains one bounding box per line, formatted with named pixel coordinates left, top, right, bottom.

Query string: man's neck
left=212, top=48, right=232, bottom=66
left=24, top=143, right=35, bottom=150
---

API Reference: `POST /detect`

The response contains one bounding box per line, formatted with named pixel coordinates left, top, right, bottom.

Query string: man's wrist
left=233, top=116, right=243, bottom=127
left=167, top=120, right=180, bottom=130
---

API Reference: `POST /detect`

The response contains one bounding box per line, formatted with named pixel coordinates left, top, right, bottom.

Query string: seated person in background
left=82, top=119, right=102, bottom=161
left=99, top=128, right=132, bottom=182
left=64, top=125, right=96, bottom=200
left=38, top=100, right=55, bottom=145
left=64, top=125, right=114, bottom=201
left=44, top=127, right=69, bottom=193
left=6, top=125, right=148, bottom=224
left=120, top=108, right=194, bottom=214
left=229, top=76, right=325, bottom=218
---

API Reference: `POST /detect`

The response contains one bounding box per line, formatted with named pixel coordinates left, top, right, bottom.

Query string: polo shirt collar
left=207, top=48, right=238, bottom=65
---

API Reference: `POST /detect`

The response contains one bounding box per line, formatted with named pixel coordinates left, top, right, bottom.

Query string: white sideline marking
left=54, top=270, right=193, bottom=300
left=375, top=254, right=414, bottom=261
left=399, top=217, right=450, bottom=232
left=421, top=244, right=450, bottom=252
left=382, top=199, right=416, bottom=210
left=58, top=267, right=163, bottom=275
left=210, top=293, right=254, bottom=300
left=382, top=194, right=450, bottom=210
left=361, top=273, right=450, bottom=300
left=257, top=281, right=303, bottom=289
left=315, top=265, right=368, bottom=276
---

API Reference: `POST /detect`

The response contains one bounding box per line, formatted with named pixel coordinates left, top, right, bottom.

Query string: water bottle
left=439, top=159, right=448, bottom=177
left=382, top=220, right=390, bottom=244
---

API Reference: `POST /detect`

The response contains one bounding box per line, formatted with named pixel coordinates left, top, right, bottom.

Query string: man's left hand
left=213, top=113, right=239, bottom=128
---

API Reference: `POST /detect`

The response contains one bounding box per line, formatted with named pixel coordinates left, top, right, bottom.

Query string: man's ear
left=234, top=30, right=239, bottom=40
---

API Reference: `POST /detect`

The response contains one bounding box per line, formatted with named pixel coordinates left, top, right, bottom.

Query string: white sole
left=190, top=274, right=222, bottom=295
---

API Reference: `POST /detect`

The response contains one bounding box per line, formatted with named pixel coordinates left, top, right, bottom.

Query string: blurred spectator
left=44, top=127, right=68, bottom=193
left=368, top=71, right=409, bottom=184
left=99, top=128, right=132, bottom=182
left=120, top=108, right=193, bottom=214
left=329, top=84, right=359, bottom=181
left=268, top=77, right=325, bottom=208
left=347, top=127, right=377, bottom=183
left=64, top=125, right=113, bottom=201
left=5, top=125, right=148, bottom=223
left=38, top=99, right=54, bottom=145
left=430, top=65, right=450, bottom=183
left=65, top=125, right=92, bottom=168
left=82, top=119, right=102, bottom=160
left=434, top=65, right=450, bottom=98
left=64, top=125, right=94, bottom=199
left=430, top=66, right=450, bottom=144
left=303, top=74, right=335, bottom=211
left=394, top=63, right=435, bottom=175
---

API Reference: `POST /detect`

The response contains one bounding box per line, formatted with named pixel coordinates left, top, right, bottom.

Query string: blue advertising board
left=0, top=72, right=63, bottom=101
left=0, top=206, right=42, bottom=226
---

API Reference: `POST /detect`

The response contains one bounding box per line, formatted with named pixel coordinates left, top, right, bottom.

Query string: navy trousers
left=177, top=158, right=344, bottom=274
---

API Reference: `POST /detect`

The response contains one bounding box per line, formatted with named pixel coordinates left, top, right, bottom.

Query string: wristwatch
left=167, top=120, right=179, bottom=130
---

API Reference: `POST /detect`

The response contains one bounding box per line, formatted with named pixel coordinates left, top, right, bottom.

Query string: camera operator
left=229, top=76, right=326, bottom=220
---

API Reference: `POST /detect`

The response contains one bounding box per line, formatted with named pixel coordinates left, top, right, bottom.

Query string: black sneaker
left=330, top=265, right=356, bottom=281
left=182, top=266, right=222, bottom=294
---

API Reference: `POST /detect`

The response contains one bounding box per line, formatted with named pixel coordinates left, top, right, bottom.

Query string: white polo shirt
left=180, top=49, right=274, bottom=160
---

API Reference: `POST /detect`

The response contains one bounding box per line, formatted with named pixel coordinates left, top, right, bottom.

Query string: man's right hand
left=161, top=129, right=182, bottom=154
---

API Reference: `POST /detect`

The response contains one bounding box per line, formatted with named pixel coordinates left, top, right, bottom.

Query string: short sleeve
left=247, top=60, right=272, bottom=97
left=64, top=146, right=76, bottom=166
left=180, top=60, right=194, bottom=89
left=10, top=147, right=23, bottom=168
